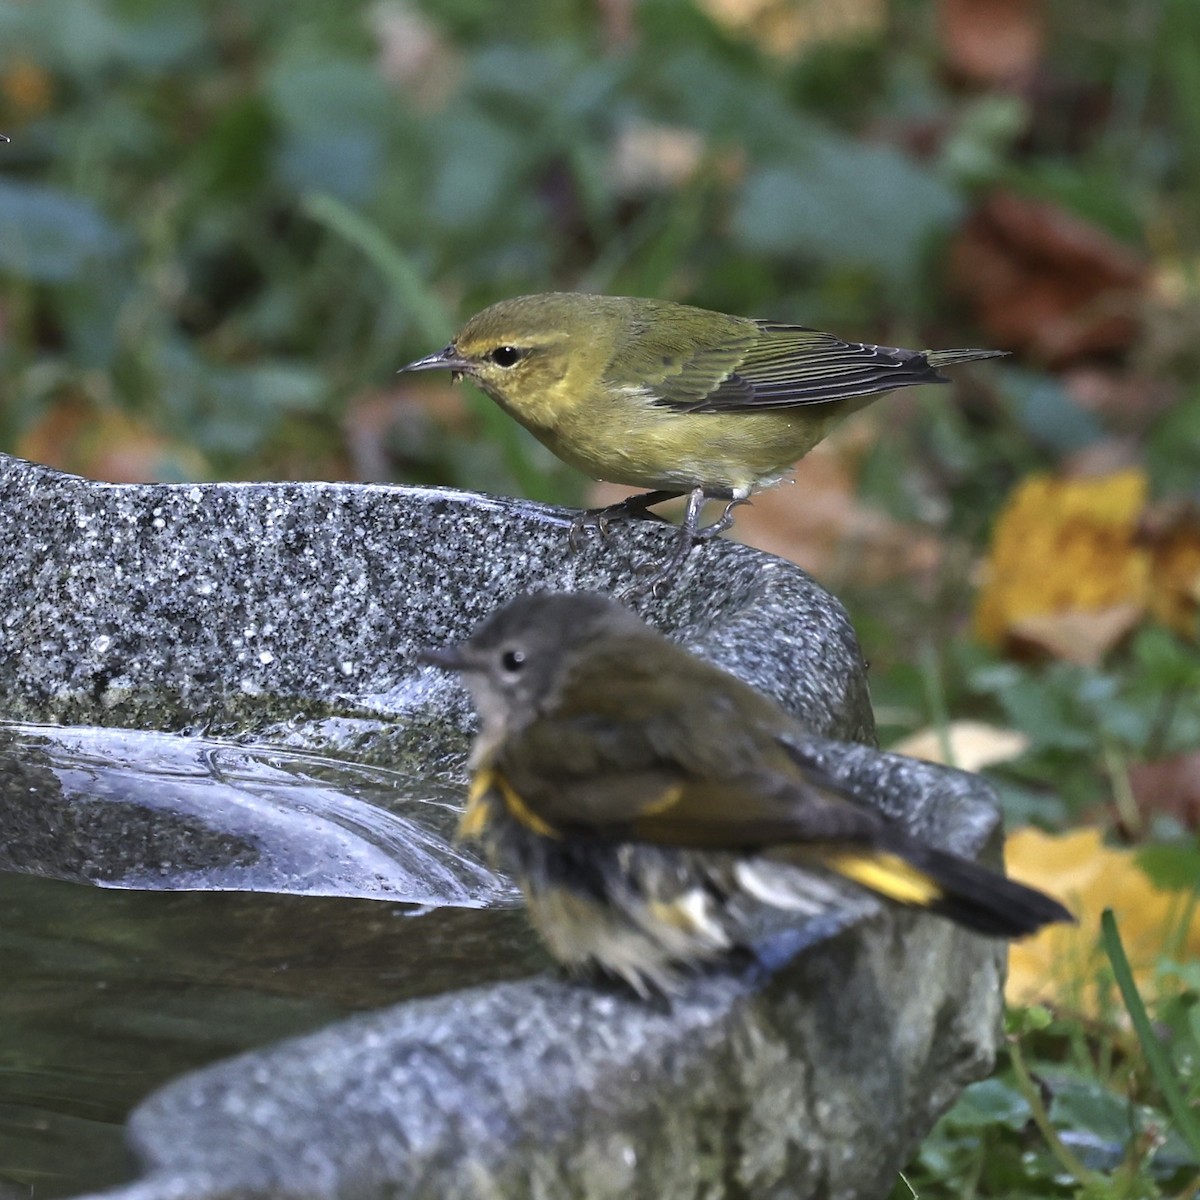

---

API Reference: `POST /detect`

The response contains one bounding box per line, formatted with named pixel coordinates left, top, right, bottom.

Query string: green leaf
left=425, top=112, right=527, bottom=231
left=266, top=59, right=390, bottom=201
left=1132, top=626, right=1200, bottom=690
left=266, top=59, right=390, bottom=134
left=1048, top=1079, right=1136, bottom=1145
left=1000, top=367, right=1104, bottom=455
left=1136, top=842, right=1200, bottom=891
left=943, top=1078, right=1032, bottom=1130
left=732, top=134, right=962, bottom=290
left=0, top=181, right=124, bottom=282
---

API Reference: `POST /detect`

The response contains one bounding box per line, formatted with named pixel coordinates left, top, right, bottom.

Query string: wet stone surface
left=0, top=452, right=1007, bottom=1200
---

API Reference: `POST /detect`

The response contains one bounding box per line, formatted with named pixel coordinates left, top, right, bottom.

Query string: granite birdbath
left=0, top=451, right=1009, bottom=1199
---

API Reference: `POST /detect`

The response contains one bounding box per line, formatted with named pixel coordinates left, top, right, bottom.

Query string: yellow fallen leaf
left=975, top=470, right=1151, bottom=653
left=1004, top=827, right=1199, bottom=1012
left=1140, top=501, right=1200, bottom=639
left=891, top=721, right=1029, bottom=772
left=698, top=0, right=885, bottom=58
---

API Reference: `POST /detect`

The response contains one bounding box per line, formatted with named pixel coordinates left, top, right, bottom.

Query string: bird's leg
left=569, top=489, right=684, bottom=551
left=692, top=493, right=751, bottom=542
left=622, top=486, right=709, bottom=598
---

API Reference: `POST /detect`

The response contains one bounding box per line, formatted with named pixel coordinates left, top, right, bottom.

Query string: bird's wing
left=602, top=317, right=758, bottom=409
left=609, top=320, right=958, bottom=414
left=488, top=643, right=883, bottom=846
left=493, top=734, right=880, bottom=847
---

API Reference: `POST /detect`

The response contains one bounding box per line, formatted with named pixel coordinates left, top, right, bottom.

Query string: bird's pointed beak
left=417, top=644, right=469, bottom=672
left=399, top=345, right=472, bottom=376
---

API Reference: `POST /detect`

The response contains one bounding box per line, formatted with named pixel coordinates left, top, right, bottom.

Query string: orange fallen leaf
left=1005, top=827, right=1200, bottom=1011
left=974, top=470, right=1151, bottom=655
left=2, top=57, right=54, bottom=120
left=16, top=398, right=207, bottom=483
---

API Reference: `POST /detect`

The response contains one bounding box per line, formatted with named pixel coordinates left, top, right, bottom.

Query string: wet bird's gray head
left=419, top=592, right=648, bottom=745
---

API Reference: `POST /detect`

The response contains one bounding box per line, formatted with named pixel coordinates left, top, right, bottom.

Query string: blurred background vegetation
left=0, top=0, right=1197, bottom=1194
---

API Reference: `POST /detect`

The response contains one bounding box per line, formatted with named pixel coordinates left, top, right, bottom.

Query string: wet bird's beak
left=417, top=645, right=469, bottom=672
left=399, top=345, right=473, bottom=378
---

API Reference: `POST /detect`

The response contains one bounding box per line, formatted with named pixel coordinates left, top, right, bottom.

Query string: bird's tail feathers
left=923, top=347, right=1010, bottom=375
left=817, top=837, right=1072, bottom=938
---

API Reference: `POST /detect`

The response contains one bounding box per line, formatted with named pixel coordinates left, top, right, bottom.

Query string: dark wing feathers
left=647, top=322, right=1003, bottom=414
left=496, top=646, right=886, bottom=849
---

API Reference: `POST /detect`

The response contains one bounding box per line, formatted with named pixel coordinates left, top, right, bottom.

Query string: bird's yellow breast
left=527, top=387, right=848, bottom=493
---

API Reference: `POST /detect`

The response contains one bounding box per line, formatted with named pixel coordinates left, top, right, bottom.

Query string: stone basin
left=0, top=451, right=1007, bottom=1199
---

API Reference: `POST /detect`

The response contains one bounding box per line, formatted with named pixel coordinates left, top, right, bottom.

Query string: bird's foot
left=568, top=490, right=681, bottom=552
left=619, top=539, right=694, bottom=600
left=692, top=496, right=751, bottom=542
left=617, top=491, right=749, bottom=599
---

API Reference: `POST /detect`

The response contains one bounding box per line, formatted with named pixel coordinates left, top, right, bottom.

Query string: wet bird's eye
left=501, top=648, right=526, bottom=672
left=489, top=346, right=524, bottom=368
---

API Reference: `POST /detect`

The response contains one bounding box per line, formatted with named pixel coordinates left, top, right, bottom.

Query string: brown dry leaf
left=17, top=399, right=207, bottom=482
left=735, top=454, right=943, bottom=586
left=1007, top=604, right=1143, bottom=667
left=698, top=0, right=885, bottom=58
left=343, top=380, right=469, bottom=481
left=974, top=469, right=1151, bottom=656
left=370, top=2, right=459, bottom=109
left=596, top=0, right=639, bottom=49
left=1138, top=499, right=1200, bottom=639
left=1005, top=826, right=1200, bottom=1011
left=938, top=0, right=1044, bottom=89
left=891, top=721, right=1029, bottom=771
left=1128, top=752, right=1200, bottom=831
left=950, top=190, right=1147, bottom=365
left=1058, top=437, right=1141, bottom=481
left=609, top=121, right=706, bottom=194
left=1063, top=367, right=1175, bottom=431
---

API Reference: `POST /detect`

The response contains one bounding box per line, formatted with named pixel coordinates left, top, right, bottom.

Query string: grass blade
left=1100, top=907, right=1200, bottom=1161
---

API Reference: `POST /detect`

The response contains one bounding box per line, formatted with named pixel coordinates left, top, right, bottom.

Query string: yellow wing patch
left=457, top=769, right=496, bottom=840
left=641, top=782, right=686, bottom=817
left=826, top=850, right=944, bottom=907
left=458, top=767, right=560, bottom=841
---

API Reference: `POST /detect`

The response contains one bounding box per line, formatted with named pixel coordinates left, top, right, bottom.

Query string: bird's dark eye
left=501, top=648, right=525, bottom=672
left=489, top=346, right=524, bottom=368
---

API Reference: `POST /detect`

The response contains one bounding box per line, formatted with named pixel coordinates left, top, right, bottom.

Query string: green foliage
left=894, top=981, right=1200, bottom=1200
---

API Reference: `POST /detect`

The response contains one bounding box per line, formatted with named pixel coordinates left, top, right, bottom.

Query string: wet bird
left=421, top=592, right=1072, bottom=996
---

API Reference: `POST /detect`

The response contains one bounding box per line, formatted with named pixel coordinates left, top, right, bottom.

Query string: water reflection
left=0, top=725, right=542, bottom=1197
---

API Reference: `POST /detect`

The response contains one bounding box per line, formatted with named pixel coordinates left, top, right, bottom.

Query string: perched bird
left=420, top=592, right=1071, bottom=996
left=401, top=293, right=1005, bottom=586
